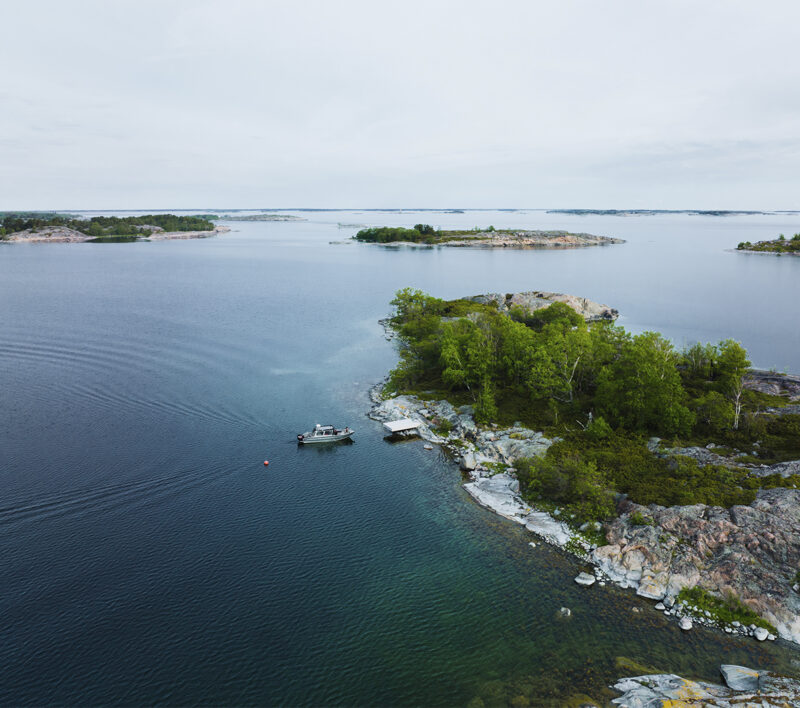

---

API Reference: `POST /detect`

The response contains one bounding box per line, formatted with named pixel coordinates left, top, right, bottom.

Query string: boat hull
left=297, top=431, right=354, bottom=444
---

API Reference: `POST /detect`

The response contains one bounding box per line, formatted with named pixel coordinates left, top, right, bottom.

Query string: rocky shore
left=373, top=229, right=624, bottom=249
left=2, top=225, right=230, bottom=242
left=612, top=665, right=800, bottom=706
left=368, top=382, right=800, bottom=646
left=464, top=291, right=619, bottom=322
left=439, top=229, right=625, bottom=248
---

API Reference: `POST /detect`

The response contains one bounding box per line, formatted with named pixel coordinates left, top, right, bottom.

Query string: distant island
left=354, top=224, right=623, bottom=248
left=548, top=209, right=769, bottom=216
left=372, top=287, right=800, bottom=644
left=0, top=213, right=228, bottom=243
left=217, top=214, right=305, bottom=222
left=737, top=233, right=800, bottom=255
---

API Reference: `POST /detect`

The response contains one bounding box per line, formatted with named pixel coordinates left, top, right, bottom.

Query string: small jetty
left=383, top=418, right=420, bottom=436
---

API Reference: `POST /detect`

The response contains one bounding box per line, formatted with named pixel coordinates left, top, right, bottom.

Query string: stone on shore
left=679, top=617, right=693, bottom=630
left=575, top=572, right=596, bottom=586
left=719, top=665, right=760, bottom=692
left=459, top=453, right=477, bottom=471
left=754, top=627, right=769, bottom=641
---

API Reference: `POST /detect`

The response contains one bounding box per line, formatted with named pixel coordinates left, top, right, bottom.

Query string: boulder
left=754, top=627, right=768, bottom=641
left=679, top=617, right=693, bottom=630
left=720, top=665, right=760, bottom=692
left=636, top=573, right=668, bottom=600
left=575, top=572, right=596, bottom=587
left=460, top=453, right=477, bottom=471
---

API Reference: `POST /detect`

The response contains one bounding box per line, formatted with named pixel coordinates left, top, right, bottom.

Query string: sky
left=1, top=0, right=799, bottom=210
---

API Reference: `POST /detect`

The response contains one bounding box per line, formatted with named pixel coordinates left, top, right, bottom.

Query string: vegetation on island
left=354, top=223, right=496, bottom=244
left=737, top=233, right=800, bottom=254
left=385, top=288, right=800, bottom=523
left=0, top=212, right=215, bottom=239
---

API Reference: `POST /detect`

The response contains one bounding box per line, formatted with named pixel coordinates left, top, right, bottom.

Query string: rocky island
left=0, top=213, right=229, bottom=243
left=370, top=287, right=800, bottom=646
left=353, top=223, right=624, bottom=248
left=737, top=233, right=800, bottom=255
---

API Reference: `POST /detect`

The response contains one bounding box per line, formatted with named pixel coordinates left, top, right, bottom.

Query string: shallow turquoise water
left=1, top=211, right=799, bottom=705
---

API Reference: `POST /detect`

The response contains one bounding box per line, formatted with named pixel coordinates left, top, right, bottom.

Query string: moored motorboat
left=297, top=423, right=354, bottom=444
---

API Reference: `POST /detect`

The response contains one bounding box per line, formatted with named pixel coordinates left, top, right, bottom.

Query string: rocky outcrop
left=441, top=230, right=625, bottom=249
left=612, top=668, right=800, bottom=707
left=663, top=444, right=800, bottom=478
left=145, top=226, right=230, bottom=240
left=745, top=369, right=800, bottom=401
left=465, top=291, right=618, bottom=322
left=3, top=225, right=229, bottom=243
left=593, top=489, right=800, bottom=643
left=3, top=226, right=93, bottom=242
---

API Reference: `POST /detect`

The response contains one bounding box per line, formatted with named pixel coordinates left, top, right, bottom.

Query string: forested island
left=372, top=287, right=800, bottom=643
left=737, top=233, right=800, bottom=254
left=354, top=224, right=623, bottom=248
left=0, top=213, right=225, bottom=242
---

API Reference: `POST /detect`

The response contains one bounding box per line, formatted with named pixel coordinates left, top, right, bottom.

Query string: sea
left=1, top=209, right=799, bottom=705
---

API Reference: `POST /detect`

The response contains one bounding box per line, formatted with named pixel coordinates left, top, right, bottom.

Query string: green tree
left=693, top=391, right=735, bottom=433
left=716, top=339, right=750, bottom=430
left=596, top=331, right=693, bottom=436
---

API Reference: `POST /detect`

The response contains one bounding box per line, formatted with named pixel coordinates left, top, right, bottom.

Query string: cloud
left=2, top=0, right=799, bottom=208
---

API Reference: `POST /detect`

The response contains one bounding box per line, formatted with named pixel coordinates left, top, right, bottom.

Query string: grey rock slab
left=720, top=665, right=761, bottom=692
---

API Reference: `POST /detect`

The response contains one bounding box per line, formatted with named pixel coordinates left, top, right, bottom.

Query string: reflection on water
left=0, top=210, right=799, bottom=705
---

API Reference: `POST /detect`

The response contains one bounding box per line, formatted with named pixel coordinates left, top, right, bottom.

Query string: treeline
left=387, top=288, right=800, bottom=520
left=355, top=224, right=437, bottom=243
left=0, top=213, right=214, bottom=238
left=738, top=233, right=800, bottom=253
left=354, top=224, right=499, bottom=244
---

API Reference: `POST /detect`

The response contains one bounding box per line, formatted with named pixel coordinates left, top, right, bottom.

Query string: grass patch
left=432, top=418, right=453, bottom=437
left=677, top=586, right=777, bottom=633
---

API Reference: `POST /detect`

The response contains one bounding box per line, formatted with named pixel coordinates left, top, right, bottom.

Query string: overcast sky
left=2, top=0, right=799, bottom=209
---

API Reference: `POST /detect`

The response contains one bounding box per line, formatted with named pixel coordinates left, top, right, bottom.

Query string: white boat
left=297, top=424, right=354, bottom=444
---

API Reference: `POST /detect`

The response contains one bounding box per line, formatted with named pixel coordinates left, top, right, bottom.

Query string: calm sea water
left=1, top=210, right=800, bottom=706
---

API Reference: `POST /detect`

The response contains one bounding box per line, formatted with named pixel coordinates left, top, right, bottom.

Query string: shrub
left=433, top=418, right=453, bottom=436
left=629, top=511, right=654, bottom=526
left=516, top=454, right=615, bottom=523
left=585, top=415, right=613, bottom=441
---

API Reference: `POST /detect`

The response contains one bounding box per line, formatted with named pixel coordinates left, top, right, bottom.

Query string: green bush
left=516, top=454, right=615, bottom=523
left=629, top=511, right=654, bottom=526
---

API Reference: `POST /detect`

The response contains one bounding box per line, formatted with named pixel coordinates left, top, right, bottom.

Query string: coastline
left=355, top=229, right=625, bottom=249
left=368, top=377, right=800, bottom=647
left=2, top=225, right=231, bottom=243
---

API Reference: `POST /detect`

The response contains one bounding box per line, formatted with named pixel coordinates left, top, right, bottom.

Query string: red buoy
left=263, top=460, right=270, bottom=467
